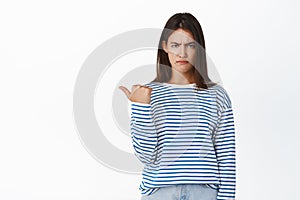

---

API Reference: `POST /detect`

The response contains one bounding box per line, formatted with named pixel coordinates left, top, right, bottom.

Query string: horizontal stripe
left=130, top=82, right=236, bottom=199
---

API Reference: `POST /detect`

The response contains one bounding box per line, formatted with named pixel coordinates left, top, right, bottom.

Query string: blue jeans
left=141, top=184, right=218, bottom=200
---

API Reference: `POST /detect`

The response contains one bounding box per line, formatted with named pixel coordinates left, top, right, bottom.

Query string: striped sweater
left=130, top=81, right=236, bottom=200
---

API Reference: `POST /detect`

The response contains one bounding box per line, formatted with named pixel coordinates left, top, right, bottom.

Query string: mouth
left=176, top=60, right=189, bottom=64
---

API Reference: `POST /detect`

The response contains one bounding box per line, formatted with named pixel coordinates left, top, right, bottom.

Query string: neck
left=168, top=69, right=195, bottom=84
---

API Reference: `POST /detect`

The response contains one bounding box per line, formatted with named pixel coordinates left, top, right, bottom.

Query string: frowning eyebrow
left=170, top=42, right=195, bottom=45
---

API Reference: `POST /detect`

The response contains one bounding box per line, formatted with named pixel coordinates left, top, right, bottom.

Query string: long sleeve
left=130, top=101, right=158, bottom=165
left=214, top=106, right=236, bottom=200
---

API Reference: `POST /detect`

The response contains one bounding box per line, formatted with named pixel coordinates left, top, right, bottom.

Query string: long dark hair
left=151, top=12, right=217, bottom=90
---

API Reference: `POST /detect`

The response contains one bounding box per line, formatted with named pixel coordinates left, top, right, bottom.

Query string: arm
left=130, top=101, right=158, bottom=165
left=214, top=106, right=236, bottom=200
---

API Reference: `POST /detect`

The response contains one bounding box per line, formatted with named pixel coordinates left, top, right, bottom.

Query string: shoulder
left=211, top=84, right=232, bottom=110
left=141, top=81, right=162, bottom=89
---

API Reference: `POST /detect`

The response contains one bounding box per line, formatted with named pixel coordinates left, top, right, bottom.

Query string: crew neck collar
left=161, top=82, right=196, bottom=87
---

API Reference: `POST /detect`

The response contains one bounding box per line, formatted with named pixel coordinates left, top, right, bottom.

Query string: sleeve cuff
left=130, top=100, right=151, bottom=107
left=130, top=100, right=153, bottom=123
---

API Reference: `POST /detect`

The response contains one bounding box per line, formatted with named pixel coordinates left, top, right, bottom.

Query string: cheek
left=187, top=49, right=196, bottom=57
left=187, top=52, right=196, bottom=65
left=168, top=53, right=176, bottom=63
left=188, top=51, right=196, bottom=60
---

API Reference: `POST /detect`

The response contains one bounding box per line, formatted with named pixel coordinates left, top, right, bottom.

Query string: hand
left=119, top=84, right=152, bottom=104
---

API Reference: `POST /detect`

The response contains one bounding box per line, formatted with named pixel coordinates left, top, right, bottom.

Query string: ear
left=162, top=40, right=168, bottom=53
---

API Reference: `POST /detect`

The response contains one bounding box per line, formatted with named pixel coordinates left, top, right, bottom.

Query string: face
left=162, top=28, right=196, bottom=73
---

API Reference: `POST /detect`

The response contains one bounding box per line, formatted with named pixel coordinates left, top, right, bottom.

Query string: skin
left=162, top=28, right=196, bottom=84
left=119, top=28, right=196, bottom=104
left=118, top=84, right=152, bottom=104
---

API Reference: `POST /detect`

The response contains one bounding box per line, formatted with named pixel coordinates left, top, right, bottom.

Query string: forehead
left=168, top=29, right=195, bottom=42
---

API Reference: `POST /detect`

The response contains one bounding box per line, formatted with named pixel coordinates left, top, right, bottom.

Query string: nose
left=178, top=45, right=187, bottom=58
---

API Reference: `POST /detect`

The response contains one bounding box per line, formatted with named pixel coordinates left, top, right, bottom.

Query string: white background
left=1, top=0, right=299, bottom=199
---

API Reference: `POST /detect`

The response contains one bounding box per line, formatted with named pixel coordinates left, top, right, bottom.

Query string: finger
left=118, top=86, right=131, bottom=99
left=131, top=84, right=141, bottom=91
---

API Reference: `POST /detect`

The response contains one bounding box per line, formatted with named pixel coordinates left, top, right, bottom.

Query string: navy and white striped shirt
left=130, top=81, right=236, bottom=200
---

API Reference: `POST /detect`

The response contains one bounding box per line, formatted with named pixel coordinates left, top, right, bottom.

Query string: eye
left=188, top=43, right=195, bottom=48
left=171, top=44, right=179, bottom=48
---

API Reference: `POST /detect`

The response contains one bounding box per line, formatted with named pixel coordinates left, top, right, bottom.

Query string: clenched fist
left=119, top=84, right=152, bottom=104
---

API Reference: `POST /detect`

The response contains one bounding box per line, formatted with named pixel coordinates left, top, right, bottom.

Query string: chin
left=174, top=65, right=194, bottom=72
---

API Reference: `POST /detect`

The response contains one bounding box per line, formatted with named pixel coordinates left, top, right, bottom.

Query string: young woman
left=119, top=12, right=236, bottom=200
